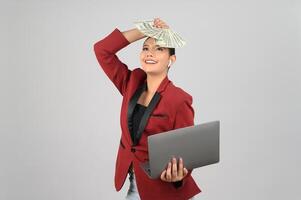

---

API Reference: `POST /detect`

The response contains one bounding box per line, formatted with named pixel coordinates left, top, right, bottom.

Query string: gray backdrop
left=1, top=0, right=300, bottom=199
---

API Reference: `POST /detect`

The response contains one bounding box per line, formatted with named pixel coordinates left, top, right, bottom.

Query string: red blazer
left=93, top=28, right=201, bottom=200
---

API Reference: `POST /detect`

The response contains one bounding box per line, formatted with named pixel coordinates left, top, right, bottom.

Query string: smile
left=145, top=59, right=158, bottom=64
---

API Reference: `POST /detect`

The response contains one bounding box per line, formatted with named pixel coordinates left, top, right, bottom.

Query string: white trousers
left=125, top=171, right=140, bottom=200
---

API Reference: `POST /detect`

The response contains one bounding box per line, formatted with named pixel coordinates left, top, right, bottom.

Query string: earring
left=168, top=60, right=172, bottom=67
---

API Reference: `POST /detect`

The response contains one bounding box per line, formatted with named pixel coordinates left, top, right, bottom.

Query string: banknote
left=134, top=20, right=186, bottom=48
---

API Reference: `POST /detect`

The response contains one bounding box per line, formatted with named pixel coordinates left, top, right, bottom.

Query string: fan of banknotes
left=134, top=20, right=186, bottom=48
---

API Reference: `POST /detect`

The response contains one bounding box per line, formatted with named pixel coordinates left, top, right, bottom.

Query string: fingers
left=178, top=157, right=183, bottom=178
left=160, top=169, right=167, bottom=181
left=172, top=157, right=177, bottom=180
left=183, top=167, right=188, bottom=178
left=166, top=162, right=172, bottom=181
left=160, top=162, right=171, bottom=182
left=160, top=157, right=188, bottom=182
left=153, top=17, right=169, bottom=29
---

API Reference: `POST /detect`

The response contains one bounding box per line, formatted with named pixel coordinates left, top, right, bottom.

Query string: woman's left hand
left=160, top=157, right=188, bottom=182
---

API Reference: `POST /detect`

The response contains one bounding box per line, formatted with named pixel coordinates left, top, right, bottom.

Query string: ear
left=169, top=55, right=176, bottom=66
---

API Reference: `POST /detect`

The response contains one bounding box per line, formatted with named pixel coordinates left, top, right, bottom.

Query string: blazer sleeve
left=171, top=97, right=195, bottom=189
left=93, top=28, right=131, bottom=96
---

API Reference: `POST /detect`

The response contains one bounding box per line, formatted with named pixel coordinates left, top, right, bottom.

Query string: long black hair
left=168, top=48, right=175, bottom=56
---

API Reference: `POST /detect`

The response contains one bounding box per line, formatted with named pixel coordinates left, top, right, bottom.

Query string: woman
left=93, top=18, right=201, bottom=200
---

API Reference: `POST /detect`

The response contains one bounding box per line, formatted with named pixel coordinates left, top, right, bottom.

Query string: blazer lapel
left=127, top=75, right=171, bottom=146
left=134, top=92, right=161, bottom=145
left=127, top=82, right=147, bottom=145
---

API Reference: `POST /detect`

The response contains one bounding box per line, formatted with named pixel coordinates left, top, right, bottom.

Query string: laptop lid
left=140, top=120, right=220, bottom=179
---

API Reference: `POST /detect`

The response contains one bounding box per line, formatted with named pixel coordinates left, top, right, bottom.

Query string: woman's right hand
left=153, top=17, right=170, bottom=29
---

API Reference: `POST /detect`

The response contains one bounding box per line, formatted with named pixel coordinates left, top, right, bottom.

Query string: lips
left=145, top=59, right=158, bottom=64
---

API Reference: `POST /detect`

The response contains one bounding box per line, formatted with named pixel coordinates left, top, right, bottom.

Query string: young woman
left=93, top=18, right=201, bottom=200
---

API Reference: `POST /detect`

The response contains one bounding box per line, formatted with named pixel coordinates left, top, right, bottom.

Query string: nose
left=145, top=47, right=158, bottom=56
left=146, top=50, right=154, bottom=57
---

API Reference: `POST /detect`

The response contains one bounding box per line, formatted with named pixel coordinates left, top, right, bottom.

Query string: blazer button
left=131, top=147, right=136, bottom=153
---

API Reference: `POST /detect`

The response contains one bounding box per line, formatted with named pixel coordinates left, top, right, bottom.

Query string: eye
left=156, top=47, right=164, bottom=51
left=142, top=47, right=148, bottom=51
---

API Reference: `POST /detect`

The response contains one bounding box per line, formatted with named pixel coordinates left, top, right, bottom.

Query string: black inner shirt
left=131, top=103, right=147, bottom=143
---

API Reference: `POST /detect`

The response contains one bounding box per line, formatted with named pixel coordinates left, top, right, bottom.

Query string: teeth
left=145, top=60, right=157, bottom=64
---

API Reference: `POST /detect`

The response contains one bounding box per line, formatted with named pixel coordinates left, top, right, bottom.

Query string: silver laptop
left=140, top=120, right=220, bottom=179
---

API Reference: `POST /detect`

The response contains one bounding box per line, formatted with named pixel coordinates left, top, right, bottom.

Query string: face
left=140, top=37, right=175, bottom=75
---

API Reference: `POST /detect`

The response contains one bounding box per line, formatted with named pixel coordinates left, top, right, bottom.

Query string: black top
left=131, top=103, right=147, bottom=143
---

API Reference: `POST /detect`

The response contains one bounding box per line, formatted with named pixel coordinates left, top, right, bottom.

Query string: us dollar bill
left=134, top=20, right=186, bottom=48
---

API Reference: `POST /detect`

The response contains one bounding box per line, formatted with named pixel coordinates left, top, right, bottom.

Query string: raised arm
left=93, top=27, right=146, bottom=96
left=122, top=28, right=146, bottom=43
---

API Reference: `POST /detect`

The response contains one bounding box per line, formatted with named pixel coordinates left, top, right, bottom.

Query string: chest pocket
left=144, top=113, right=171, bottom=135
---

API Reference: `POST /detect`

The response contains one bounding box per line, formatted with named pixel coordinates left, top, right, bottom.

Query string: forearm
left=122, top=28, right=146, bottom=43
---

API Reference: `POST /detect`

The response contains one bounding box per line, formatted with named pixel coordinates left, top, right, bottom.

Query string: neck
left=146, top=73, right=167, bottom=94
